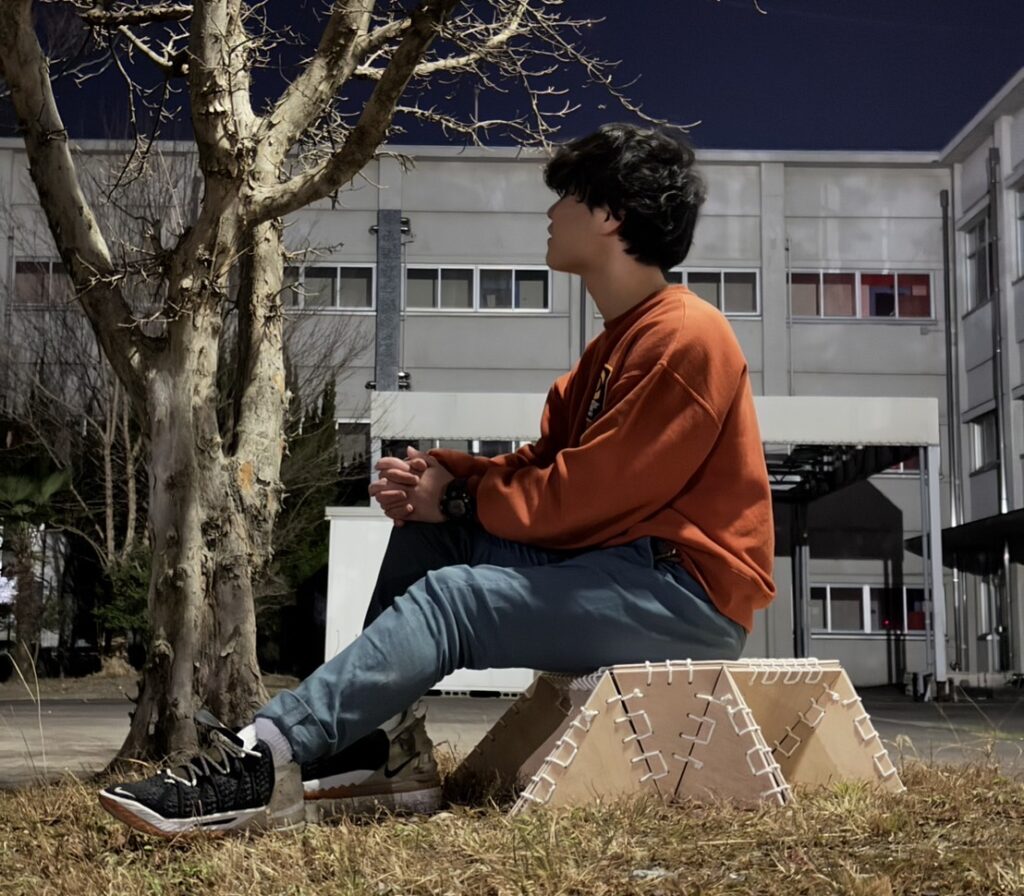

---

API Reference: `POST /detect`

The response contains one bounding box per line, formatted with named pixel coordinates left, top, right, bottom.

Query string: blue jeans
left=258, top=521, right=746, bottom=764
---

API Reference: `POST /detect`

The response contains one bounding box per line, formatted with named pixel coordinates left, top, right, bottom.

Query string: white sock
left=237, top=719, right=294, bottom=767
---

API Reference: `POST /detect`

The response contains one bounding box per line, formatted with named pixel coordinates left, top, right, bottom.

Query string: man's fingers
left=369, top=480, right=405, bottom=498
left=408, top=457, right=429, bottom=473
left=376, top=457, right=411, bottom=474
left=380, top=468, right=420, bottom=487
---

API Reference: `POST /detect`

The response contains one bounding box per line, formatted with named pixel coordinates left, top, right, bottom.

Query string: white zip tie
left=872, top=749, right=899, bottom=780
left=570, top=707, right=599, bottom=733
left=644, top=661, right=654, bottom=686
left=854, top=713, right=879, bottom=743
left=746, top=744, right=781, bottom=777
left=546, top=733, right=579, bottom=769
left=798, top=698, right=828, bottom=729
left=521, top=770, right=558, bottom=805
left=630, top=750, right=669, bottom=781
left=760, top=780, right=792, bottom=805
left=679, top=713, right=716, bottom=745
left=665, top=660, right=675, bottom=685
left=672, top=752, right=704, bottom=770
left=616, top=710, right=653, bottom=742
left=728, top=704, right=759, bottom=737
left=842, top=694, right=862, bottom=709
left=774, top=727, right=803, bottom=757
left=606, top=688, right=644, bottom=705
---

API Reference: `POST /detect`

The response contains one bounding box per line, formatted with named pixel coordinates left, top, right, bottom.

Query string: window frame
left=1015, top=188, right=1024, bottom=282
left=403, top=264, right=551, bottom=313
left=811, top=583, right=927, bottom=635
left=11, top=257, right=71, bottom=308
left=788, top=269, right=934, bottom=321
left=969, top=410, right=999, bottom=473
left=663, top=267, right=762, bottom=317
left=963, top=216, right=992, bottom=313
left=283, top=263, right=377, bottom=313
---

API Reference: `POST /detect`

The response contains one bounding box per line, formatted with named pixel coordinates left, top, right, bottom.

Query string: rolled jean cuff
left=256, top=690, right=335, bottom=765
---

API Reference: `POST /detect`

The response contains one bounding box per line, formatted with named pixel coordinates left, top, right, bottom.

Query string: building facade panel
left=961, top=303, right=995, bottom=370
left=791, top=324, right=946, bottom=379
left=1011, top=106, right=1024, bottom=169
left=402, top=158, right=549, bottom=213
left=784, top=167, right=949, bottom=219
left=700, top=164, right=761, bottom=215
left=403, top=210, right=548, bottom=263
left=786, top=217, right=942, bottom=266
left=402, top=314, right=571, bottom=371
left=686, top=215, right=762, bottom=265
left=961, top=140, right=994, bottom=210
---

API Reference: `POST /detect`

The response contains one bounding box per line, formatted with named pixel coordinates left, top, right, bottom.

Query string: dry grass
left=2, top=759, right=1023, bottom=895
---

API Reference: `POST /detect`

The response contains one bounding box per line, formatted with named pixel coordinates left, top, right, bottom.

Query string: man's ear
left=598, top=207, right=623, bottom=236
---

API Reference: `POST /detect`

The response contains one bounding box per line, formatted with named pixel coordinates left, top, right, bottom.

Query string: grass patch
left=2, top=760, right=1024, bottom=895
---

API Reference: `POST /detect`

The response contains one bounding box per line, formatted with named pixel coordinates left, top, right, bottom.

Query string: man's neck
left=585, top=260, right=669, bottom=322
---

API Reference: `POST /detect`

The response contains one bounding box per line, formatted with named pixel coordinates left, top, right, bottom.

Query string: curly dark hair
left=543, top=124, right=707, bottom=271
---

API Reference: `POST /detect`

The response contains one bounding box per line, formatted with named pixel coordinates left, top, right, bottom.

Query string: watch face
left=448, top=498, right=467, bottom=517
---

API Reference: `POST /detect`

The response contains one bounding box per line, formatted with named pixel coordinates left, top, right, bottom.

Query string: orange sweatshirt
left=430, top=285, right=776, bottom=632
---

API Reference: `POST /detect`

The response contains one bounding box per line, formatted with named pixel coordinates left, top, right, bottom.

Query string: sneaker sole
left=98, top=789, right=305, bottom=838
left=304, top=785, right=443, bottom=822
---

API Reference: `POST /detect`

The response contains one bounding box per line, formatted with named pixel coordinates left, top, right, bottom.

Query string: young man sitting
left=99, top=123, right=776, bottom=837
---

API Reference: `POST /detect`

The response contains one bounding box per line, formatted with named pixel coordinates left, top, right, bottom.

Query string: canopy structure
left=906, top=508, right=1024, bottom=578
left=366, top=392, right=947, bottom=686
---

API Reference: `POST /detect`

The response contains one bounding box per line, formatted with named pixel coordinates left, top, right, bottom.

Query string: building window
left=969, top=411, right=999, bottom=472
left=405, top=266, right=549, bottom=312
left=337, top=421, right=370, bottom=472
left=384, top=438, right=530, bottom=457
left=665, top=269, right=760, bottom=316
left=12, top=259, right=72, bottom=306
left=283, top=265, right=374, bottom=310
left=790, top=271, right=932, bottom=320
left=964, top=218, right=991, bottom=311
left=1016, top=189, right=1024, bottom=280
left=813, top=584, right=926, bottom=634
left=882, top=453, right=921, bottom=475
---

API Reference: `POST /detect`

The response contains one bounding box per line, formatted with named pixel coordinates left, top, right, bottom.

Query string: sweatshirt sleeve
left=474, top=362, right=735, bottom=547
left=428, top=370, right=572, bottom=483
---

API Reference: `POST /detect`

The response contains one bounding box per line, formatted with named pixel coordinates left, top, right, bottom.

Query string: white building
left=3, top=69, right=1023, bottom=688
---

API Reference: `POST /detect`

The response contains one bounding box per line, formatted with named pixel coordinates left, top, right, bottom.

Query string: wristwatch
left=440, top=478, right=475, bottom=523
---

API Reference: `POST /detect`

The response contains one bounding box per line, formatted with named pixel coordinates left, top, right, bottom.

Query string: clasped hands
left=368, top=445, right=454, bottom=527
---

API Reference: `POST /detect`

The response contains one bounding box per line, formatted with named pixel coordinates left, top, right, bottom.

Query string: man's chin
left=545, top=252, right=581, bottom=276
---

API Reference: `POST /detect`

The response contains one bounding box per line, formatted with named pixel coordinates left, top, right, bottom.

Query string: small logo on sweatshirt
left=586, top=364, right=613, bottom=424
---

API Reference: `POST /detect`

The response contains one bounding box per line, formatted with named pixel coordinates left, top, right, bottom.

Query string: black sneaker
left=302, top=701, right=441, bottom=820
left=98, top=710, right=303, bottom=837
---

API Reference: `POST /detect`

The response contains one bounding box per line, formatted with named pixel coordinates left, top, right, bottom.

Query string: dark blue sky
left=16, top=1, right=1024, bottom=152
left=571, top=0, right=1024, bottom=150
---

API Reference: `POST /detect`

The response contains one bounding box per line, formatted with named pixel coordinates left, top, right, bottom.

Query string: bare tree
left=0, top=0, right=676, bottom=760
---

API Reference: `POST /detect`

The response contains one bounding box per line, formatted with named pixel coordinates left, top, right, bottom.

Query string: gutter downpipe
left=987, top=147, right=1014, bottom=671
left=940, top=189, right=965, bottom=672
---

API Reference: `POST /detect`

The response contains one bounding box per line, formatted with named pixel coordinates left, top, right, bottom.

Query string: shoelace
left=163, top=728, right=261, bottom=788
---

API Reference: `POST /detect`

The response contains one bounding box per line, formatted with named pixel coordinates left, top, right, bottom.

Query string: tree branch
left=0, top=0, right=150, bottom=410
left=77, top=2, right=193, bottom=27
left=256, top=0, right=376, bottom=169
left=188, top=0, right=257, bottom=176
left=356, top=0, right=529, bottom=81
left=246, top=0, right=461, bottom=223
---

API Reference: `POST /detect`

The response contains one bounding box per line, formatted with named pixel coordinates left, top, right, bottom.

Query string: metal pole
left=791, top=503, right=811, bottom=658
left=926, top=445, right=949, bottom=689
left=940, top=189, right=965, bottom=671
left=987, top=148, right=1014, bottom=672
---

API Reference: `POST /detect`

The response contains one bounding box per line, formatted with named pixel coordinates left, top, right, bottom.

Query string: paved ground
left=3, top=688, right=1024, bottom=790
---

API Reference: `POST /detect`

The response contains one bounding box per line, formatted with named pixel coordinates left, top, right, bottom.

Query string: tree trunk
left=117, top=221, right=287, bottom=763
left=8, top=522, right=39, bottom=682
